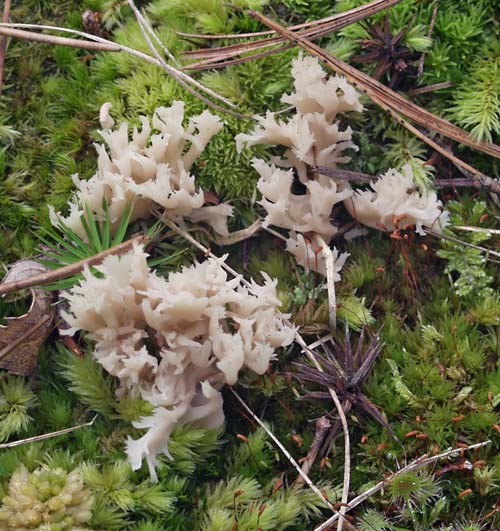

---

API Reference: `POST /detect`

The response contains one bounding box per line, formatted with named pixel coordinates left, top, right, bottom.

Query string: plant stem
left=0, top=26, right=120, bottom=51
left=315, top=440, right=491, bottom=531
left=417, top=0, right=439, bottom=78
left=0, top=0, right=11, bottom=97
left=295, top=416, right=331, bottom=485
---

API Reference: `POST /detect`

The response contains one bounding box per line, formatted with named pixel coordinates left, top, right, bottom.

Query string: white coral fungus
left=236, top=54, right=362, bottom=180
left=50, top=101, right=232, bottom=238
left=62, top=243, right=295, bottom=481
left=253, top=159, right=352, bottom=239
left=236, top=54, right=361, bottom=277
left=344, top=164, right=449, bottom=235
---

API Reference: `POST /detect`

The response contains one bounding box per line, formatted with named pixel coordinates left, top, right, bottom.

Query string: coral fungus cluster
left=346, top=165, right=449, bottom=235
left=55, top=55, right=449, bottom=481
left=237, top=55, right=448, bottom=277
left=237, top=54, right=360, bottom=276
left=50, top=101, right=233, bottom=239
left=62, top=243, right=295, bottom=480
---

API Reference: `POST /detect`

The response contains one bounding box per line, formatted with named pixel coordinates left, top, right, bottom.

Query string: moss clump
left=0, top=465, right=94, bottom=530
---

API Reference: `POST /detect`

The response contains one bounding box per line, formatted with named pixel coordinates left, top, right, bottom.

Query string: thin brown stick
left=418, top=0, right=439, bottom=78
left=0, top=0, right=11, bottom=97
left=0, top=314, right=51, bottom=362
left=0, top=22, right=245, bottom=117
left=179, top=0, right=401, bottom=41
left=315, top=440, right=491, bottom=531
left=230, top=388, right=339, bottom=513
left=0, top=26, right=120, bottom=51
left=0, top=235, right=148, bottom=296
left=248, top=11, right=500, bottom=160
left=182, top=0, right=402, bottom=71
left=0, top=415, right=98, bottom=449
left=407, top=80, right=452, bottom=96
left=295, top=416, right=331, bottom=485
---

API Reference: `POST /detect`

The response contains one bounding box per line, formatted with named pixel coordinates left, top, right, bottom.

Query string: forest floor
left=0, top=1, right=499, bottom=530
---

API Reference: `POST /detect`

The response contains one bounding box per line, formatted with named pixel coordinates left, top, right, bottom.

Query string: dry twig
left=0, top=235, right=148, bottom=296
left=0, top=25, right=120, bottom=51
left=314, top=440, right=491, bottom=531
left=181, top=0, right=402, bottom=71
left=407, top=80, right=452, bottom=96
left=295, top=416, right=331, bottom=485
left=417, top=0, right=439, bottom=78
left=0, top=0, right=12, bottom=96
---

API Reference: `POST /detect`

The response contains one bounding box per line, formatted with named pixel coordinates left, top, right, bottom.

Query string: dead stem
left=418, top=0, right=439, bottom=78
left=0, top=26, right=120, bottom=51
left=408, top=80, right=452, bottom=96
left=295, top=416, right=331, bottom=485
left=0, top=0, right=12, bottom=97
left=314, top=440, right=491, bottom=531
left=0, top=235, right=148, bottom=296
left=182, top=0, right=403, bottom=71
left=178, top=0, right=402, bottom=41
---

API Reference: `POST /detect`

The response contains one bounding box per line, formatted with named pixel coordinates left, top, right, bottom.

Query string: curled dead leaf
left=0, top=260, right=55, bottom=375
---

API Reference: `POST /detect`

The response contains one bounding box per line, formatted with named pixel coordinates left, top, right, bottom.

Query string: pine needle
left=0, top=415, right=97, bottom=449
left=181, top=0, right=403, bottom=71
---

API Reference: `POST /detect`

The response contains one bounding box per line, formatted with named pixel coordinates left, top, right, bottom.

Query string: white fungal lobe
left=236, top=54, right=361, bottom=277
left=50, top=101, right=233, bottom=239
left=62, top=243, right=295, bottom=480
left=345, top=164, right=449, bottom=235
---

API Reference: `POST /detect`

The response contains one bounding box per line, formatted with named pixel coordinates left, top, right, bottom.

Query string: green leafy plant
left=0, top=376, right=39, bottom=442
left=37, top=201, right=136, bottom=290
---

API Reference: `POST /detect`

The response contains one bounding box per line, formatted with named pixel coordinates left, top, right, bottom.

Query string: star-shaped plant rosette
left=352, top=17, right=417, bottom=89
left=291, top=325, right=393, bottom=455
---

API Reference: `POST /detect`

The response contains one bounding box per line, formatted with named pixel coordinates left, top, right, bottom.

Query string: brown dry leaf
left=0, top=260, right=55, bottom=375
